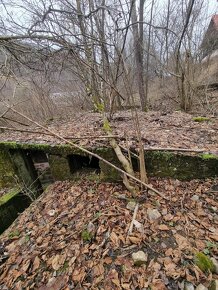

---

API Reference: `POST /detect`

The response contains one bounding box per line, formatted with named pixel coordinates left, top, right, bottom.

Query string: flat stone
left=184, top=282, right=195, bottom=290
left=196, top=284, right=208, bottom=290
left=126, top=201, right=136, bottom=211
left=87, top=222, right=96, bottom=234
left=48, top=209, right=56, bottom=217
left=147, top=208, right=161, bottom=221
left=191, top=194, right=199, bottom=201
left=162, top=208, right=168, bottom=215
left=211, top=206, right=217, bottom=212
left=132, top=251, right=147, bottom=266
left=211, top=258, right=218, bottom=274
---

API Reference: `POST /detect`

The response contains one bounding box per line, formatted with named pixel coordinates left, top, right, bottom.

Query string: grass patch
left=194, top=252, right=215, bottom=273
left=0, top=187, right=20, bottom=206
left=193, top=116, right=210, bottom=122
left=201, top=154, right=218, bottom=160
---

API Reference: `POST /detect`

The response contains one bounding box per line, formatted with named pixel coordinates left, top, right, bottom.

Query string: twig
left=143, top=147, right=205, bottom=153
left=8, top=106, right=167, bottom=199
left=128, top=203, right=139, bottom=235
left=0, top=126, right=119, bottom=139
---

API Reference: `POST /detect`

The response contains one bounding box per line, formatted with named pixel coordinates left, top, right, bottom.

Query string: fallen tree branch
left=0, top=126, right=119, bottom=139
left=128, top=203, right=139, bottom=235
left=0, top=126, right=208, bottom=154
left=8, top=107, right=167, bottom=200
left=143, top=147, right=205, bottom=153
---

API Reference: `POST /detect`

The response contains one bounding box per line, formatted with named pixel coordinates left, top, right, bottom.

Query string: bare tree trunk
left=131, top=0, right=147, bottom=111
left=175, top=0, right=196, bottom=111
left=145, top=0, right=155, bottom=108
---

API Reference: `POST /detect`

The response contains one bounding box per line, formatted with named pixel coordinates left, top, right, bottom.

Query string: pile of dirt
left=0, top=178, right=218, bottom=289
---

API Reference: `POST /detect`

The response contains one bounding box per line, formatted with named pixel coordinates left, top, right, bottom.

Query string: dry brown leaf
left=174, top=233, right=190, bottom=250
left=22, top=259, right=31, bottom=273
left=209, top=234, right=218, bottom=241
left=110, top=231, right=120, bottom=247
left=38, top=275, right=68, bottom=290
left=32, top=256, right=41, bottom=271
left=150, top=279, right=167, bottom=290
left=72, top=267, right=86, bottom=282
left=158, top=224, right=169, bottom=231
left=104, top=257, right=112, bottom=264
left=92, top=263, right=105, bottom=276
left=128, top=236, right=141, bottom=244
left=51, top=254, right=66, bottom=271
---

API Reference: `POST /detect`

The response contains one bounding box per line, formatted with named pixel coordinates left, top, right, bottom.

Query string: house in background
left=201, top=14, right=218, bottom=59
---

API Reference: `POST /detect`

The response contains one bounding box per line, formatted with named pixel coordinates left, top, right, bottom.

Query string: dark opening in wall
left=29, top=150, right=54, bottom=186
left=68, top=154, right=100, bottom=174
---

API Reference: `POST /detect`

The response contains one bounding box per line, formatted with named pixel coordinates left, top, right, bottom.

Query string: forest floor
left=0, top=178, right=218, bottom=290
left=0, top=111, right=218, bottom=154
left=0, top=109, right=218, bottom=289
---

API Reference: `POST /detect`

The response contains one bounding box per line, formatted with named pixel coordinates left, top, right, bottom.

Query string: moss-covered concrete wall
left=0, top=188, right=31, bottom=234
left=0, top=142, right=218, bottom=183
left=0, top=149, right=16, bottom=187
left=48, top=154, right=73, bottom=181
left=9, top=149, right=43, bottom=198
left=145, top=151, right=218, bottom=180
left=97, top=148, right=122, bottom=181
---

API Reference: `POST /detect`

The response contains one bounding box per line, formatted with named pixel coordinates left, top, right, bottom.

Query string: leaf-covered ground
left=0, top=178, right=218, bottom=289
left=0, top=111, right=217, bottom=153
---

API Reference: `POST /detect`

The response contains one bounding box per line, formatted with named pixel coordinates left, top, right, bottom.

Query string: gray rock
left=132, top=251, right=147, bottom=266
left=211, top=206, right=217, bottom=212
left=196, top=284, right=208, bottom=290
left=87, top=222, right=96, bottom=234
left=184, top=282, right=195, bottom=290
left=211, top=257, right=218, bottom=274
left=191, top=195, right=199, bottom=201
left=126, top=201, right=137, bottom=211
left=162, top=208, right=168, bottom=215
left=147, top=208, right=161, bottom=221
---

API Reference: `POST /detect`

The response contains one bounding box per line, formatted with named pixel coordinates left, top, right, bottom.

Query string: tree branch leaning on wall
left=4, top=105, right=167, bottom=200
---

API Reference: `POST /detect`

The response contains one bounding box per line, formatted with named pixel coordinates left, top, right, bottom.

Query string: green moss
left=194, top=252, right=215, bottom=273
left=57, top=261, right=69, bottom=274
left=98, top=148, right=121, bottom=182
left=8, top=229, right=20, bottom=238
left=0, top=187, right=20, bottom=206
left=48, top=154, right=72, bottom=181
left=193, top=116, right=210, bottom=122
left=145, top=151, right=218, bottom=180
left=209, top=280, right=218, bottom=290
left=81, top=230, right=93, bottom=242
left=201, top=154, right=218, bottom=160
left=0, top=149, right=17, bottom=187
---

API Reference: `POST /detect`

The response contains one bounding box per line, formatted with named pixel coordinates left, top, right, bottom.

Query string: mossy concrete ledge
left=0, top=142, right=217, bottom=182
left=145, top=151, right=218, bottom=180
left=0, top=188, right=31, bottom=234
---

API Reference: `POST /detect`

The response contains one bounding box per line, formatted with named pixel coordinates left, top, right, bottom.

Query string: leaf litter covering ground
left=0, top=111, right=218, bottom=153
left=0, top=178, right=218, bottom=289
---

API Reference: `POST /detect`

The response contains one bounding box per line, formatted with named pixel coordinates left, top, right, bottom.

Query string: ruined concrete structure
left=0, top=141, right=218, bottom=233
